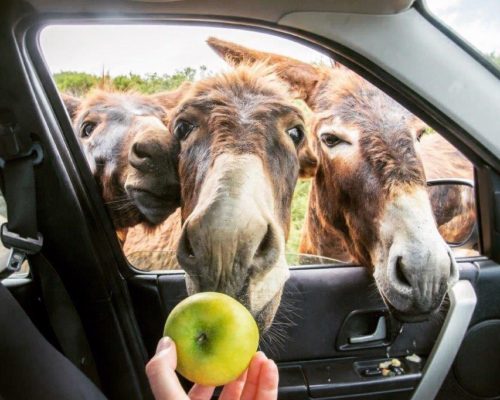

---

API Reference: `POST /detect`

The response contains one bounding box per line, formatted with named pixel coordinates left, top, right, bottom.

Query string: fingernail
left=156, top=337, right=172, bottom=353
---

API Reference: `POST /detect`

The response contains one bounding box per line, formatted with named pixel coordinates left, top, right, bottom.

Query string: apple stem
left=197, top=333, right=207, bottom=344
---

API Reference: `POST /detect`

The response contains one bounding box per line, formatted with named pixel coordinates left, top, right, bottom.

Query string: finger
left=241, top=352, right=267, bottom=400
left=255, top=359, right=279, bottom=400
left=145, top=337, right=189, bottom=400
left=188, top=384, right=215, bottom=400
left=219, top=368, right=248, bottom=400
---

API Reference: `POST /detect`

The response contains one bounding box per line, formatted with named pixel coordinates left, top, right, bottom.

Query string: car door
left=2, top=1, right=499, bottom=399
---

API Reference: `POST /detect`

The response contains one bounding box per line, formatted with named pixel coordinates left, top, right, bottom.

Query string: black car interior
left=1, top=0, right=500, bottom=399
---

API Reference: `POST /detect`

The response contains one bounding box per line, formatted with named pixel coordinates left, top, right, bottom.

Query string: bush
left=53, top=71, right=99, bottom=96
left=53, top=67, right=201, bottom=96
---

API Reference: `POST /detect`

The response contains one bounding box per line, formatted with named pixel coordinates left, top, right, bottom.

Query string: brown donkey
left=208, top=38, right=462, bottom=321
left=63, top=86, right=188, bottom=236
left=164, top=64, right=317, bottom=330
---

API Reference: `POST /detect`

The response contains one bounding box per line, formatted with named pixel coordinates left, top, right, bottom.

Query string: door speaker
left=453, top=320, right=500, bottom=398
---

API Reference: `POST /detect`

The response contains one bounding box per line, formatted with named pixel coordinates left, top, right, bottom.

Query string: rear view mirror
left=427, top=179, right=477, bottom=252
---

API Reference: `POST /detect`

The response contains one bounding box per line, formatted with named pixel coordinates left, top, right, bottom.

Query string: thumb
left=146, top=337, right=189, bottom=400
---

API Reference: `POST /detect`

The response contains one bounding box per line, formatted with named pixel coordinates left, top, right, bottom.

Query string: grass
left=286, top=179, right=312, bottom=254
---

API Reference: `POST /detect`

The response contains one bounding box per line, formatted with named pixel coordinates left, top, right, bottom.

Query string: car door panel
left=127, top=261, right=486, bottom=400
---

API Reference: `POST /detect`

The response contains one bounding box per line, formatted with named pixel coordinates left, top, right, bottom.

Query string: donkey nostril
left=256, top=224, right=273, bottom=258
left=184, top=234, right=195, bottom=259
left=395, top=256, right=412, bottom=288
left=182, top=227, right=196, bottom=259
left=132, top=142, right=151, bottom=159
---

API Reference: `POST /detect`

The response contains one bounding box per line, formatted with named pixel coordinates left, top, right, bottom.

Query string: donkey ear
left=152, top=81, right=191, bottom=111
left=207, top=37, right=321, bottom=103
left=298, top=140, right=318, bottom=178
left=61, top=93, right=81, bottom=120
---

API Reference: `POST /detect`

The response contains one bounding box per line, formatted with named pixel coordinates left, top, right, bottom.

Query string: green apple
left=164, top=292, right=259, bottom=386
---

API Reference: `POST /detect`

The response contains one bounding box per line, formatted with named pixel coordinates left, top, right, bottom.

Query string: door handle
left=349, top=316, right=387, bottom=344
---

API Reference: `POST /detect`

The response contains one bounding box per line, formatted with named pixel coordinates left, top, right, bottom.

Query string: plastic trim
left=411, top=280, right=477, bottom=400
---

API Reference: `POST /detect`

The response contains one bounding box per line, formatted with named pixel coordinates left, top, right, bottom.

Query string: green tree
left=487, top=52, right=500, bottom=68
left=53, top=71, right=99, bottom=96
left=53, top=66, right=203, bottom=96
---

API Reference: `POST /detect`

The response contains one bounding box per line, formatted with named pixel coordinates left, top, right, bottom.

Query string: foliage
left=53, top=71, right=100, bottom=96
left=286, top=179, right=312, bottom=254
left=53, top=67, right=201, bottom=96
left=487, top=52, right=500, bottom=68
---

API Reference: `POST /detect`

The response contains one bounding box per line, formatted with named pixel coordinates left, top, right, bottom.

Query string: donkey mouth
left=253, top=289, right=283, bottom=333
left=380, top=290, right=446, bottom=323
left=385, top=301, right=434, bottom=323
left=127, top=187, right=180, bottom=224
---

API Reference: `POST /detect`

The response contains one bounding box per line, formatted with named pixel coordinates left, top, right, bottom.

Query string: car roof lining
left=28, top=0, right=415, bottom=21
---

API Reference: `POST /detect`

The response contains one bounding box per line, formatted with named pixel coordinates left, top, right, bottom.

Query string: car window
left=40, top=24, right=480, bottom=273
left=424, top=0, right=500, bottom=71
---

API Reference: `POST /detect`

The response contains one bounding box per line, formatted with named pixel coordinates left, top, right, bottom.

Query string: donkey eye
left=81, top=121, right=96, bottom=138
left=287, top=126, right=304, bottom=146
left=320, top=133, right=342, bottom=148
left=416, top=128, right=426, bottom=142
left=174, top=120, right=195, bottom=140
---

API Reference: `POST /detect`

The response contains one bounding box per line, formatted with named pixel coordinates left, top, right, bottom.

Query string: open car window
left=41, top=24, right=480, bottom=273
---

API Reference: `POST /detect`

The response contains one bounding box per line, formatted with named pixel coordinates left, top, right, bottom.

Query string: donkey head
left=63, top=86, right=187, bottom=229
left=170, top=64, right=317, bottom=330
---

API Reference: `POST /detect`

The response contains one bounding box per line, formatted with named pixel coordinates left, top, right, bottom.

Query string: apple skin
left=164, top=292, right=260, bottom=386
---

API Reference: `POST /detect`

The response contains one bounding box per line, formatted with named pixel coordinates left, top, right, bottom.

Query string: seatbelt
left=0, top=121, right=43, bottom=279
left=0, top=121, right=101, bottom=385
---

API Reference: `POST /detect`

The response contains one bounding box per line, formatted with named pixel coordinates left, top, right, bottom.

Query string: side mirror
left=427, top=179, right=478, bottom=251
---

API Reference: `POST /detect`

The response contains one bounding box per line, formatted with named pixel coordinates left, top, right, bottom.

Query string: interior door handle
left=349, top=316, right=387, bottom=344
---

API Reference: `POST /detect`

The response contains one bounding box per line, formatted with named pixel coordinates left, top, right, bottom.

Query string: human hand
left=146, top=337, right=279, bottom=400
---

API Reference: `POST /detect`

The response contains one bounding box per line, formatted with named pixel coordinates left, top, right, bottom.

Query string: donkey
left=158, top=64, right=317, bottom=330
left=123, top=208, right=182, bottom=270
left=420, top=133, right=475, bottom=245
left=62, top=85, right=188, bottom=237
left=208, top=38, right=462, bottom=321
left=65, top=65, right=318, bottom=331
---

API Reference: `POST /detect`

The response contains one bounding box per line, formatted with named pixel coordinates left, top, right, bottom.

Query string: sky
left=40, top=25, right=330, bottom=77
left=426, top=0, right=500, bottom=55
left=40, top=1, right=500, bottom=77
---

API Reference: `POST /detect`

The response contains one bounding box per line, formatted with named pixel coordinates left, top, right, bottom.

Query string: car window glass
left=40, top=24, right=480, bottom=273
left=425, top=0, right=500, bottom=71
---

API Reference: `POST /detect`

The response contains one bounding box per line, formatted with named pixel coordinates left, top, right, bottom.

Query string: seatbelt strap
left=0, top=121, right=100, bottom=385
left=30, top=253, right=101, bottom=386
left=0, top=122, right=43, bottom=279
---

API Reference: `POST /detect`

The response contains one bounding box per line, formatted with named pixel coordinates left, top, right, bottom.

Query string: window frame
left=25, top=15, right=493, bottom=277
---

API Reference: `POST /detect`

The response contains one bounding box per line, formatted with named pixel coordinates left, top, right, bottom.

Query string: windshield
left=424, top=0, right=500, bottom=70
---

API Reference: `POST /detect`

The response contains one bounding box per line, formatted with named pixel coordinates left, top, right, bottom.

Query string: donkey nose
left=177, top=209, right=281, bottom=291
left=130, top=139, right=162, bottom=172
left=388, top=247, right=455, bottom=315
